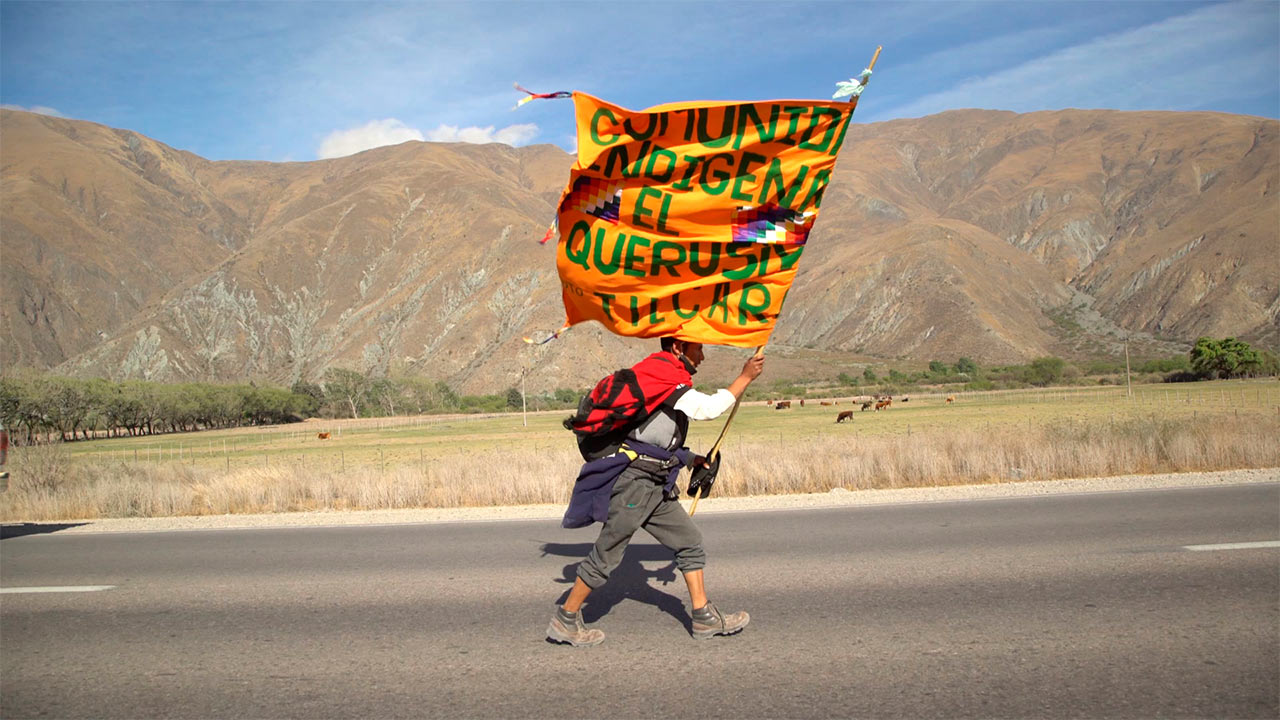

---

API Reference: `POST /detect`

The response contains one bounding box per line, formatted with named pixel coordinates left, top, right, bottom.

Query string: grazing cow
left=874, top=399, right=892, bottom=411
left=819, top=401, right=833, bottom=406
left=800, top=399, right=805, bottom=407
left=836, top=410, right=854, bottom=423
left=946, top=396, right=955, bottom=405
left=775, top=401, right=792, bottom=410
left=766, top=399, right=773, bottom=406
left=317, top=432, right=331, bottom=440
left=861, top=401, right=873, bottom=411
left=901, top=396, right=910, bottom=403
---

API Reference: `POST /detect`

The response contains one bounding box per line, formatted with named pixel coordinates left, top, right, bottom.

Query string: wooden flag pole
left=689, top=345, right=765, bottom=516
left=691, top=45, right=881, bottom=516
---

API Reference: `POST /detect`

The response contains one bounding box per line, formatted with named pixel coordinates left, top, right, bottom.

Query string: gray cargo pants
left=576, top=463, right=706, bottom=588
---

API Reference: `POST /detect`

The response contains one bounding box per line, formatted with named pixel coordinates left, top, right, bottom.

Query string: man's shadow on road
left=541, top=542, right=691, bottom=632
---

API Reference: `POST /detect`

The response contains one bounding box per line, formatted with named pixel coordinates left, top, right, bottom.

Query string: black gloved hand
left=687, top=451, right=722, bottom=498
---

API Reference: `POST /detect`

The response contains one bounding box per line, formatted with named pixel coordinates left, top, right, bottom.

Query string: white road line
left=0, top=585, right=116, bottom=594
left=1183, top=541, right=1280, bottom=552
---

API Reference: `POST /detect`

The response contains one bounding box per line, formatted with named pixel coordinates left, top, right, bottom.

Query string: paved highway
left=2, top=483, right=1277, bottom=718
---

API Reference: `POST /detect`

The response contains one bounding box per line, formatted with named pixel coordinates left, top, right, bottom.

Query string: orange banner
left=552, top=92, right=855, bottom=347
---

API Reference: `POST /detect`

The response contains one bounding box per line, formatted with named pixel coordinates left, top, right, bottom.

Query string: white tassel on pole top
left=687, top=46, right=883, bottom=517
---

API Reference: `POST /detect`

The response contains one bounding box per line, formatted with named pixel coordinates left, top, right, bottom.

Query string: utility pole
left=521, top=369, right=528, bottom=427
left=1124, top=336, right=1133, bottom=399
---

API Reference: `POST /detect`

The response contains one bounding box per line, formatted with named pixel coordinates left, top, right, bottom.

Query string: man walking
left=548, top=338, right=764, bottom=647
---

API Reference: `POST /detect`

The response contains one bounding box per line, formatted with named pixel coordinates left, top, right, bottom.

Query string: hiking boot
left=547, top=608, right=605, bottom=647
left=691, top=602, right=749, bottom=639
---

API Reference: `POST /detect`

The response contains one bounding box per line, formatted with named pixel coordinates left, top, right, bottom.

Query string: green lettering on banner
left=730, top=151, right=767, bottom=202
left=655, top=192, right=679, bottom=236
left=624, top=141, right=651, bottom=178
left=622, top=234, right=652, bottom=278
left=602, top=144, right=629, bottom=177
left=622, top=113, right=658, bottom=141
left=632, top=187, right=660, bottom=230
left=565, top=220, right=592, bottom=271
left=722, top=243, right=760, bottom=281
left=679, top=109, right=696, bottom=142
left=828, top=109, right=853, bottom=157
left=671, top=156, right=701, bottom=191
left=780, top=106, right=807, bottom=145
left=672, top=291, right=699, bottom=319
left=696, top=106, right=737, bottom=148
left=698, top=153, right=734, bottom=195
left=757, top=160, right=810, bottom=208
left=645, top=146, right=678, bottom=183
left=688, top=243, right=721, bottom=277
left=595, top=292, right=616, bottom=320
left=798, top=107, right=842, bottom=152
left=627, top=295, right=642, bottom=326
left=737, top=282, right=771, bottom=324
left=650, top=240, right=686, bottom=277
left=754, top=244, right=772, bottom=277
left=775, top=244, right=804, bottom=271
left=592, top=227, right=624, bottom=275
left=734, top=104, right=780, bottom=149
left=648, top=298, right=665, bottom=325
left=591, top=108, right=620, bottom=146
left=799, top=169, right=832, bottom=210
left=704, top=282, right=731, bottom=324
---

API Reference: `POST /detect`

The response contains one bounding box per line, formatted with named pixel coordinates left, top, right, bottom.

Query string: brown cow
left=317, top=432, right=331, bottom=440
left=946, top=396, right=955, bottom=405
left=874, top=399, right=892, bottom=411
left=766, top=399, right=773, bottom=405
left=775, top=401, right=792, bottom=410
left=819, top=401, right=833, bottom=406
left=836, top=410, right=854, bottom=423
left=861, top=401, right=873, bottom=411
left=799, top=399, right=805, bottom=407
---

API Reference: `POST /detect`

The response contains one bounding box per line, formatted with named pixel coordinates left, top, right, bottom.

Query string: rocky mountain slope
left=1, top=107, right=1275, bottom=391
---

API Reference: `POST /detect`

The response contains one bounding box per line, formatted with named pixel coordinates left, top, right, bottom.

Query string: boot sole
left=691, top=616, right=750, bottom=639
left=546, top=621, right=605, bottom=647
left=692, top=626, right=746, bottom=639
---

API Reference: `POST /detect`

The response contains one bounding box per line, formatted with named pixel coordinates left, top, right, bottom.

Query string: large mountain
left=1, top=108, right=1275, bottom=391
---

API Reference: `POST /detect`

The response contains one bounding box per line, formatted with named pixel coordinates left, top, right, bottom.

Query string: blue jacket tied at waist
left=561, top=441, right=693, bottom=529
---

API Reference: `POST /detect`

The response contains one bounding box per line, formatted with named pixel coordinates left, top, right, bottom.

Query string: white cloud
left=424, top=123, right=539, bottom=146
left=317, top=119, right=541, bottom=158
left=317, top=118, right=425, bottom=159
left=1, top=104, right=65, bottom=117
left=870, top=2, right=1278, bottom=121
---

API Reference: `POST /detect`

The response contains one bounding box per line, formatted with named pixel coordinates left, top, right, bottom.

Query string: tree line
left=0, top=374, right=315, bottom=444
left=814, top=336, right=1276, bottom=396
left=0, top=368, right=584, bottom=445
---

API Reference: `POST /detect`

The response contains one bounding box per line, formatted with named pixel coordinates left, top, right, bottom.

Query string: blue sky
left=3, top=1, right=1277, bottom=162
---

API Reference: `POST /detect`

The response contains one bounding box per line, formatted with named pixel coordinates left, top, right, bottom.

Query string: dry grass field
left=3, top=379, right=1277, bottom=521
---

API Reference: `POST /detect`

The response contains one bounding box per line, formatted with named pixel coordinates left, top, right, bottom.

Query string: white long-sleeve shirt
left=672, top=387, right=737, bottom=420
